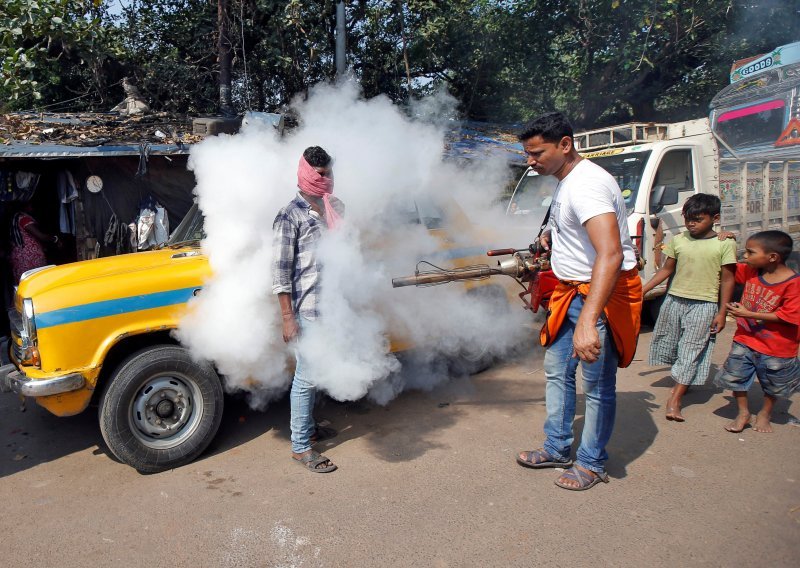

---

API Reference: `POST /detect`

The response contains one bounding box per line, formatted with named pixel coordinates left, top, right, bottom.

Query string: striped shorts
left=648, top=294, right=718, bottom=386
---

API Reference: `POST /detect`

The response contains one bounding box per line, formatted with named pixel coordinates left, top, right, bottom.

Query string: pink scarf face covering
left=297, top=156, right=341, bottom=229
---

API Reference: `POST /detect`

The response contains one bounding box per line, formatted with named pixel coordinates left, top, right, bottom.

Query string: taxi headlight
left=20, top=298, right=40, bottom=367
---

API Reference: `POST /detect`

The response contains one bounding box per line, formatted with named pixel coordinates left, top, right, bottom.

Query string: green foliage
left=2, top=0, right=798, bottom=125
left=0, top=0, right=105, bottom=109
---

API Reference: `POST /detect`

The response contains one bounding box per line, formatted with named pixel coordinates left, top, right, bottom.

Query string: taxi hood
left=16, top=247, right=204, bottom=300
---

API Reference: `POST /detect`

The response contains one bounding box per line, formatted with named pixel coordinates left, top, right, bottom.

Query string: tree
left=2, top=0, right=798, bottom=125
left=0, top=0, right=107, bottom=110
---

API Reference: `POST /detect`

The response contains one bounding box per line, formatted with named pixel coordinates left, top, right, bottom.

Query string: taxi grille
left=9, top=309, right=23, bottom=362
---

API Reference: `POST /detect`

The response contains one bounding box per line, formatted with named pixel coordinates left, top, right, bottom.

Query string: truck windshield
left=167, top=203, right=205, bottom=246
left=714, top=99, right=786, bottom=151
left=587, top=151, right=651, bottom=213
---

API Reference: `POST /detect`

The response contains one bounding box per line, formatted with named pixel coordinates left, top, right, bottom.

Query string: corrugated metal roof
left=0, top=142, right=189, bottom=159
left=0, top=111, right=198, bottom=159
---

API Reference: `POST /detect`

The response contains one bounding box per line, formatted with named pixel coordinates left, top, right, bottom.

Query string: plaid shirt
left=272, top=193, right=342, bottom=320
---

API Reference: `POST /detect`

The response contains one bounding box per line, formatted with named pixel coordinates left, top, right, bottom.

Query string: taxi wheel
left=98, top=345, right=224, bottom=473
left=448, top=285, right=510, bottom=375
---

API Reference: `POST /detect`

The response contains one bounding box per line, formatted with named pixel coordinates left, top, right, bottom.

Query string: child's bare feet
left=666, top=384, right=688, bottom=421
left=753, top=411, right=773, bottom=433
left=665, top=403, right=685, bottom=422
left=724, top=412, right=751, bottom=433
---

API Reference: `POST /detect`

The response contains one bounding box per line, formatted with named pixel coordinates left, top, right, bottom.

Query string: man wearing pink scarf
left=272, top=146, right=344, bottom=473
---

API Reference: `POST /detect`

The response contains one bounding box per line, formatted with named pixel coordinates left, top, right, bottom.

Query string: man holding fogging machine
left=515, top=112, right=643, bottom=491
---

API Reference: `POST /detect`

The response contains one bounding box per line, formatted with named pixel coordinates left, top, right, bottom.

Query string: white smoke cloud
left=176, top=78, right=533, bottom=407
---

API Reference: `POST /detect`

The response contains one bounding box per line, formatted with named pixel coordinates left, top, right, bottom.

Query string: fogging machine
left=391, top=243, right=552, bottom=313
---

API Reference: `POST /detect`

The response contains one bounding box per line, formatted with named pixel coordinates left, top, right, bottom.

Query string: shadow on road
left=572, top=390, right=660, bottom=479
left=0, top=398, right=99, bottom=478
left=0, top=391, right=280, bottom=478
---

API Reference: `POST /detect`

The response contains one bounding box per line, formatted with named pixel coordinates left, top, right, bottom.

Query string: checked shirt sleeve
left=272, top=211, right=296, bottom=295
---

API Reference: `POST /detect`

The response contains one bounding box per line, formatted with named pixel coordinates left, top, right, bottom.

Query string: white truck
left=508, top=41, right=800, bottom=310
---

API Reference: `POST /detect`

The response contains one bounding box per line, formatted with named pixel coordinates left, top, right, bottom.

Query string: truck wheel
left=98, top=345, right=223, bottom=473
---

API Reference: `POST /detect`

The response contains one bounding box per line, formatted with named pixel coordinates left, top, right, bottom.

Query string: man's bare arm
left=573, top=212, right=624, bottom=362
left=278, top=293, right=299, bottom=343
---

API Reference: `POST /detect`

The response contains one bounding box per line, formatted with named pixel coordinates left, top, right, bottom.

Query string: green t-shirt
left=664, top=231, right=737, bottom=303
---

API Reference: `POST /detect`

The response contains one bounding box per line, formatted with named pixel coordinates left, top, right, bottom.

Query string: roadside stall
left=0, top=113, right=203, bottom=335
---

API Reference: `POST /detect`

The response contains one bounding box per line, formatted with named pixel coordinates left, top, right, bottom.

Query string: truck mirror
left=661, top=186, right=680, bottom=206
left=649, top=185, right=679, bottom=213
left=649, top=185, right=666, bottom=213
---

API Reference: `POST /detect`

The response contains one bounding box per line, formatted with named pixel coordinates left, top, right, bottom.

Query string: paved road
left=1, top=324, right=798, bottom=567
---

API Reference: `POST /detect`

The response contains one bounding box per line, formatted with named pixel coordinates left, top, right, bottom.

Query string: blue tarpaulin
left=444, top=121, right=526, bottom=165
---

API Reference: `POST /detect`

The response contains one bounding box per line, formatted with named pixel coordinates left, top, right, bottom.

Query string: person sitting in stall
left=9, top=201, right=61, bottom=284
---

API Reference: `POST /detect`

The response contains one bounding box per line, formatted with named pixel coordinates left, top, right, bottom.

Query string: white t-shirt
left=548, top=159, right=638, bottom=281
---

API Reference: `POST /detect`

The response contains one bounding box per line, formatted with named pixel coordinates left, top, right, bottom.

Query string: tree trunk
left=218, top=0, right=235, bottom=117
left=397, top=0, right=412, bottom=99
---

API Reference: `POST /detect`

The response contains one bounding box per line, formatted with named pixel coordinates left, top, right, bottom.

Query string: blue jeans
left=715, top=341, right=800, bottom=397
left=290, top=317, right=316, bottom=454
left=542, top=294, right=618, bottom=473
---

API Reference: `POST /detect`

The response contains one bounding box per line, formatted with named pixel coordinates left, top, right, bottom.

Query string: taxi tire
left=448, top=285, right=511, bottom=375
left=98, top=345, right=224, bottom=474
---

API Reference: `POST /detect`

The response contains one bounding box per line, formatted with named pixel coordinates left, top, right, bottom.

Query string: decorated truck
left=508, top=40, right=800, bottom=314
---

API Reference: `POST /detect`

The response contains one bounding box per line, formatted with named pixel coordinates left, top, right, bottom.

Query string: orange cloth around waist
left=540, top=267, right=643, bottom=368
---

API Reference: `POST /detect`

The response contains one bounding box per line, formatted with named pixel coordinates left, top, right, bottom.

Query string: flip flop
left=554, top=466, right=609, bottom=491
left=294, top=450, right=337, bottom=473
left=516, top=448, right=572, bottom=469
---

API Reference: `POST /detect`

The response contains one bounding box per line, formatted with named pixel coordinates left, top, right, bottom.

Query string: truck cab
left=508, top=41, right=800, bottom=298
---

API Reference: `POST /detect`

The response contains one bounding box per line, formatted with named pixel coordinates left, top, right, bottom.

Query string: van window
left=588, top=151, right=652, bottom=213
left=715, top=99, right=786, bottom=150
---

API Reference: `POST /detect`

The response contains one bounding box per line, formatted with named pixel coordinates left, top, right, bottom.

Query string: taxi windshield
left=167, top=203, right=205, bottom=246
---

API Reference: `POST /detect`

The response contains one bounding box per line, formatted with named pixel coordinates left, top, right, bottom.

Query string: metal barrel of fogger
left=391, top=253, right=534, bottom=288
left=391, top=265, right=501, bottom=288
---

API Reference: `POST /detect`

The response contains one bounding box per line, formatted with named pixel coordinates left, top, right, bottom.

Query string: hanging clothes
left=103, top=213, right=131, bottom=256
left=14, top=172, right=40, bottom=201
left=57, top=170, right=79, bottom=235
left=134, top=197, right=169, bottom=250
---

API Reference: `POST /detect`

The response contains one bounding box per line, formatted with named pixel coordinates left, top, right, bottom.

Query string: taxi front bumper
left=0, top=364, right=85, bottom=397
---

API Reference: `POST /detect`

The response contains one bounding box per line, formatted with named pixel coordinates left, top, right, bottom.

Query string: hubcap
left=129, top=374, right=203, bottom=449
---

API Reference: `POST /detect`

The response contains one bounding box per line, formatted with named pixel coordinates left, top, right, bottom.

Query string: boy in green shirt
left=643, top=194, right=737, bottom=421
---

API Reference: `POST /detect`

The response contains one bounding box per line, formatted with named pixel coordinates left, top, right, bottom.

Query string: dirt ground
left=1, top=323, right=798, bottom=567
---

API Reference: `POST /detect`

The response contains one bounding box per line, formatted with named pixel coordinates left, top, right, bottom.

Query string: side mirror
left=649, top=185, right=679, bottom=213
left=650, top=185, right=666, bottom=213
left=661, top=186, right=680, bottom=206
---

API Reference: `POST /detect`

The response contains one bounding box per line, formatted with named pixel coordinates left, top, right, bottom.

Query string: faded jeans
left=290, top=317, right=316, bottom=454
left=542, top=294, right=618, bottom=473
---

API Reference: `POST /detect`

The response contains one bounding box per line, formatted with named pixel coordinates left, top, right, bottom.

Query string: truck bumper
left=0, top=364, right=85, bottom=397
